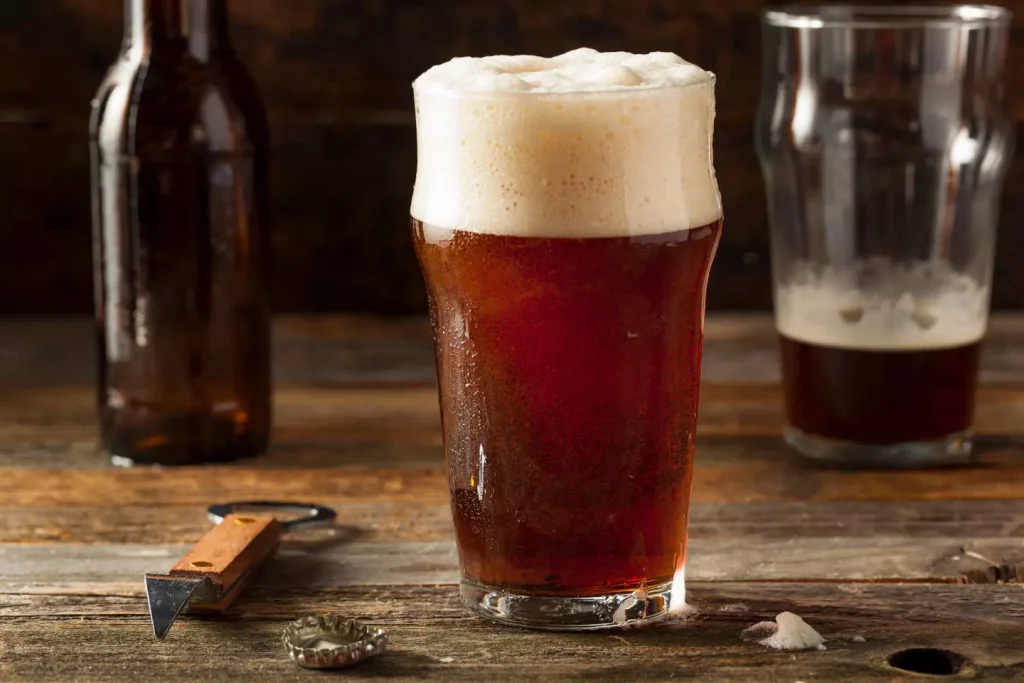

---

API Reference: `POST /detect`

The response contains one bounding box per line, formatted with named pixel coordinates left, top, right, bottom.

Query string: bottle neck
left=126, top=0, right=230, bottom=60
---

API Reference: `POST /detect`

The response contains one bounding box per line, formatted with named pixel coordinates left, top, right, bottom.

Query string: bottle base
left=459, top=575, right=683, bottom=630
left=784, top=426, right=974, bottom=469
left=107, top=443, right=266, bottom=468
left=101, top=405, right=269, bottom=467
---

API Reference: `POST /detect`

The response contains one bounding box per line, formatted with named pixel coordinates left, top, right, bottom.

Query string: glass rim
left=764, top=4, right=1012, bottom=29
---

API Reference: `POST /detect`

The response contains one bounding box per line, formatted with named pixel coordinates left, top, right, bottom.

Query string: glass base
left=108, top=443, right=265, bottom=468
left=784, top=426, right=974, bottom=469
left=460, top=574, right=683, bottom=630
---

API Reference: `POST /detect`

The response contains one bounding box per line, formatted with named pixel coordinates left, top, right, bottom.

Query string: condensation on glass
left=755, top=4, right=1012, bottom=467
left=411, top=50, right=722, bottom=629
left=90, top=0, right=271, bottom=466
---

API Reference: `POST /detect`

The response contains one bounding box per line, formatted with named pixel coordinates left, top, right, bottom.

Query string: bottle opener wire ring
left=207, top=501, right=337, bottom=531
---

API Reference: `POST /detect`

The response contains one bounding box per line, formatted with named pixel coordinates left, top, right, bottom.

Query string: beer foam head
left=775, top=261, right=990, bottom=351
left=411, top=48, right=722, bottom=238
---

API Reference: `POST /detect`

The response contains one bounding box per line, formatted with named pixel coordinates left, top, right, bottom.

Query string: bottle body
left=90, top=0, right=271, bottom=466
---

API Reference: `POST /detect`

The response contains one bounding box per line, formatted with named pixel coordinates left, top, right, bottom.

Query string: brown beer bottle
left=90, top=0, right=271, bottom=466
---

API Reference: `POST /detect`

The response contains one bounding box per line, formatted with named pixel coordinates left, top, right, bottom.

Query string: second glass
left=411, top=49, right=722, bottom=628
left=756, top=5, right=1013, bottom=467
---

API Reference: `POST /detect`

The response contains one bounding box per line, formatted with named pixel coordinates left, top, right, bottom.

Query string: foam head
left=411, top=48, right=722, bottom=239
left=775, top=261, right=990, bottom=351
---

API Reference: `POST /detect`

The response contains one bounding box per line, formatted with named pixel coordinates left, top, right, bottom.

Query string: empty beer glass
left=755, top=5, right=1013, bottom=467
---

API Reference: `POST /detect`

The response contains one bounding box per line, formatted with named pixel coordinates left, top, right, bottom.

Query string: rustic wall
left=0, top=0, right=1021, bottom=313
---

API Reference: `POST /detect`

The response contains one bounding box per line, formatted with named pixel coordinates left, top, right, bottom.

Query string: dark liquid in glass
left=414, top=219, right=721, bottom=594
left=780, top=336, right=980, bottom=444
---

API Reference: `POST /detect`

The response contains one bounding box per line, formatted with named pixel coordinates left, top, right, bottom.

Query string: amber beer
left=775, top=272, right=988, bottom=461
left=414, top=219, right=721, bottom=591
left=90, top=0, right=271, bottom=466
left=781, top=339, right=980, bottom=445
left=411, top=48, right=722, bottom=628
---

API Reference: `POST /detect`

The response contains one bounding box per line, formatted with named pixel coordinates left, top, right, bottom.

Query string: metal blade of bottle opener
left=146, top=513, right=283, bottom=640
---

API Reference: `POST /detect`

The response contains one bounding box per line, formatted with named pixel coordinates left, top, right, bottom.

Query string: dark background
left=2, top=0, right=1022, bottom=315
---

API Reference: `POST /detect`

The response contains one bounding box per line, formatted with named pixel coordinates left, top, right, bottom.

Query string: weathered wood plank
left=1, top=536, right=1019, bottom=589
left=0, top=503, right=455, bottom=545
left=3, top=435, right=1024, bottom=505
left=0, top=466, right=449, bottom=506
left=1, top=384, right=1024, bottom=471
left=1, top=584, right=1022, bottom=682
left=5, top=314, right=1024, bottom=386
left=0, top=385, right=446, bottom=460
left=0, top=316, right=436, bottom=387
left=3, top=500, right=1022, bottom=545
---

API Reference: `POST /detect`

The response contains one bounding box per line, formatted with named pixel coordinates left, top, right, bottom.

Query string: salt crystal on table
left=742, top=612, right=826, bottom=651
left=741, top=620, right=778, bottom=640
left=718, top=603, right=749, bottom=613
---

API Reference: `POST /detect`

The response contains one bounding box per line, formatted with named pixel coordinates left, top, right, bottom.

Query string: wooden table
left=1, top=314, right=1023, bottom=681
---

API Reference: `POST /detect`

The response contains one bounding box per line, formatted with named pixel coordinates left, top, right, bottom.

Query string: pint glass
left=411, top=49, right=722, bottom=628
left=756, top=6, right=1012, bottom=467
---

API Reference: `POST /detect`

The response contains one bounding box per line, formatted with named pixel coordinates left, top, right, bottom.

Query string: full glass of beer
left=411, top=49, right=722, bottom=628
left=756, top=6, right=1012, bottom=467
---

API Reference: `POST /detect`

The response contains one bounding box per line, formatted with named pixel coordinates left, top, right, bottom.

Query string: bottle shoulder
left=90, top=50, right=268, bottom=158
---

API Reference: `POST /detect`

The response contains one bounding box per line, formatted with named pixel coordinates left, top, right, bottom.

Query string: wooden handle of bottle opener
left=169, top=513, right=283, bottom=613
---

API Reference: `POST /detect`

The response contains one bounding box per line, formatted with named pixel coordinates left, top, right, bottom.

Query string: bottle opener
left=145, top=501, right=336, bottom=640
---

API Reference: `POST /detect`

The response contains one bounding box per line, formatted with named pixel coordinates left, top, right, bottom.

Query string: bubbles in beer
left=411, top=48, right=722, bottom=239
left=775, top=260, right=989, bottom=351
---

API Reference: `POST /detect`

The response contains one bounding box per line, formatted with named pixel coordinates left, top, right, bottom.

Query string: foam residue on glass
left=775, top=260, right=989, bottom=351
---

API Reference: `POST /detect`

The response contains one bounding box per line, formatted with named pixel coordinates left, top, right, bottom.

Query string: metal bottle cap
left=282, top=615, right=388, bottom=669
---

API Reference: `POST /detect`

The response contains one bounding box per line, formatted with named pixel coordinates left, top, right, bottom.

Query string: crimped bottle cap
left=282, top=615, right=388, bottom=669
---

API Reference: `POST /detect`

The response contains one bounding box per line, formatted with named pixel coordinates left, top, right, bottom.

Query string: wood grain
left=2, top=383, right=1024, bottom=469
left=169, top=515, right=282, bottom=602
left=1, top=443, right=1022, bottom=506
left=0, top=315, right=1021, bottom=680
left=3, top=431, right=1024, bottom=505
left=0, top=502, right=455, bottom=545
left=4, top=499, right=1022, bottom=545
left=1, top=584, right=1022, bottom=682
left=4, top=314, right=1024, bottom=388
left=1, top=536, right=1020, bottom=591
